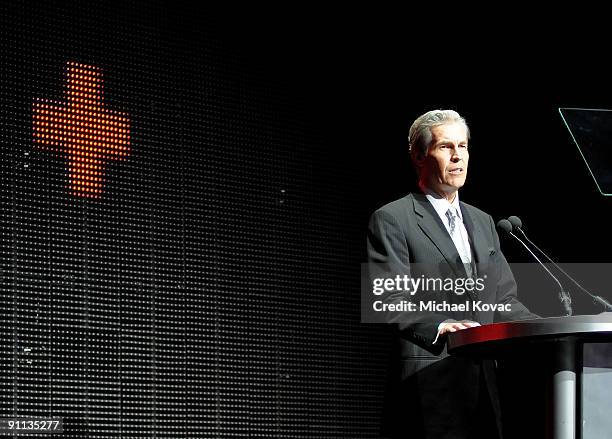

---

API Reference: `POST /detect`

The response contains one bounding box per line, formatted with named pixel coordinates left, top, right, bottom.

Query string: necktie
left=446, top=207, right=473, bottom=275
left=446, top=208, right=456, bottom=236
left=447, top=207, right=478, bottom=320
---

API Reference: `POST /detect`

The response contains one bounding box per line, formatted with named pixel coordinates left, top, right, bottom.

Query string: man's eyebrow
left=434, top=139, right=468, bottom=145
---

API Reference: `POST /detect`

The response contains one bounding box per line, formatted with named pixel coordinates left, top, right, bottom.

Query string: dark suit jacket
left=367, top=193, right=537, bottom=438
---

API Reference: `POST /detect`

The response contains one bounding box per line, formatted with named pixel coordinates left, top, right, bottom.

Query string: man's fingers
left=441, top=323, right=463, bottom=333
left=440, top=321, right=480, bottom=334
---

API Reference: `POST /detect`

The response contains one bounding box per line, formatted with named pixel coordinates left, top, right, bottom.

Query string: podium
left=447, top=314, right=612, bottom=439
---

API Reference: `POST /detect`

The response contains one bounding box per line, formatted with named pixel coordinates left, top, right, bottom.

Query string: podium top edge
left=448, top=314, right=612, bottom=352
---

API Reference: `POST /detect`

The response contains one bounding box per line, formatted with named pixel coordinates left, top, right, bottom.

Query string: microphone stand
left=514, top=226, right=612, bottom=313
left=507, top=230, right=573, bottom=316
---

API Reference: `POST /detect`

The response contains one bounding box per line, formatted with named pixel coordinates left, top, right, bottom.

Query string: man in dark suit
left=367, top=109, right=538, bottom=438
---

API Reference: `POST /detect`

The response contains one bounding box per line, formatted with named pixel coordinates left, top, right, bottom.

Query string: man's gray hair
left=408, top=109, right=470, bottom=158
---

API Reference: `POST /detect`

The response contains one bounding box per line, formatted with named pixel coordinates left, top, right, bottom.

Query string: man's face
left=416, top=122, right=469, bottom=200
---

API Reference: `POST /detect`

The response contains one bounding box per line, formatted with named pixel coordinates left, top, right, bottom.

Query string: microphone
left=496, top=219, right=573, bottom=316
left=507, top=215, right=612, bottom=312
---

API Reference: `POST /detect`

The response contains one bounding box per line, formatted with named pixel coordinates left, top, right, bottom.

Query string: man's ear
left=412, top=150, right=425, bottom=169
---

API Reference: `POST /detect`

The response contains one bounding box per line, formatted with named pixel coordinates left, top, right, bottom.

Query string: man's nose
left=451, top=147, right=463, bottom=161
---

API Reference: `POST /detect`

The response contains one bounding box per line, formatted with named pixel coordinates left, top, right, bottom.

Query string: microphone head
left=496, top=219, right=513, bottom=234
left=508, top=215, right=522, bottom=230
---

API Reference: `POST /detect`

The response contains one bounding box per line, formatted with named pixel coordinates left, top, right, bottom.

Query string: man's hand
left=439, top=320, right=480, bottom=335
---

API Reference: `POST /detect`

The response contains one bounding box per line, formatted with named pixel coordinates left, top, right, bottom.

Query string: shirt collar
left=418, top=182, right=463, bottom=221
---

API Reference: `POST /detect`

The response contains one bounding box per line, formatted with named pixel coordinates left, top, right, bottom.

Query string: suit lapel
left=460, top=203, right=490, bottom=268
left=411, top=193, right=466, bottom=277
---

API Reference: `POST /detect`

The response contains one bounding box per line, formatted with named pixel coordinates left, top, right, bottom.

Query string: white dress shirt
left=418, top=183, right=477, bottom=343
left=419, top=183, right=472, bottom=265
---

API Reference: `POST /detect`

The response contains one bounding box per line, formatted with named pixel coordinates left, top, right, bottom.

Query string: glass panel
left=559, top=108, right=612, bottom=196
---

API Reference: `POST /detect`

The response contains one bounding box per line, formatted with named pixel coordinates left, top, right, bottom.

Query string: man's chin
left=441, top=182, right=464, bottom=191
left=446, top=179, right=466, bottom=191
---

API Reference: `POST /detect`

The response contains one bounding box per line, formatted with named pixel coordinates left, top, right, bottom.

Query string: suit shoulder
left=460, top=201, right=492, bottom=220
left=371, top=195, right=414, bottom=220
left=460, top=201, right=495, bottom=232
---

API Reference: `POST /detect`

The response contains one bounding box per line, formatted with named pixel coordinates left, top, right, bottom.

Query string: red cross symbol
left=32, top=61, right=131, bottom=198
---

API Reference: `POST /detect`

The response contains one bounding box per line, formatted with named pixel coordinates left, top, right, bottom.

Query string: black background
left=1, top=3, right=611, bottom=438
